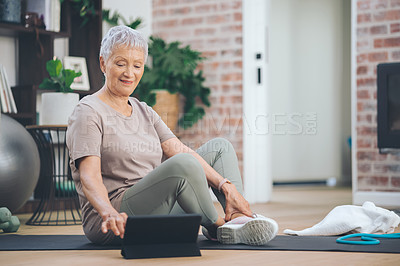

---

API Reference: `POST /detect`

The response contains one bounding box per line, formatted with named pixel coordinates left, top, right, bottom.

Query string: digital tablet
left=121, top=214, right=202, bottom=259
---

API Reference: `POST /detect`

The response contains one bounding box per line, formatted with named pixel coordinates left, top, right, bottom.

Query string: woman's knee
left=205, top=137, right=235, bottom=153
left=167, top=153, right=206, bottom=184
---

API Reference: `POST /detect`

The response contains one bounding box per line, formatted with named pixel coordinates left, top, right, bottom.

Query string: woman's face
left=100, top=45, right=145, bottom=97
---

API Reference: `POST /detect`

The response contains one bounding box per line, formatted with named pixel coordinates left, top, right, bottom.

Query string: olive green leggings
left=120, top=138, right=243, bottom=227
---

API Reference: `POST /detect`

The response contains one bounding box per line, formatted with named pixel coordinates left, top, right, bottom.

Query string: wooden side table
left=25, top=125, right=81, bottom=225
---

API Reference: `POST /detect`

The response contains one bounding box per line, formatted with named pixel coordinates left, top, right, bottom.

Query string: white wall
left=102, top=0, right=152, bottom=40
left=0, top=36, right=17, bottom=86
left=269, top=0, right=351, bottom=182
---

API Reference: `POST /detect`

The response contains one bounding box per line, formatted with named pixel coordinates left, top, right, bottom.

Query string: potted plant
left=134, top=37, right=211, bottom=130
left=39, top=58, right=82, bottom=125
left=102, top=12, right=211, bottom=130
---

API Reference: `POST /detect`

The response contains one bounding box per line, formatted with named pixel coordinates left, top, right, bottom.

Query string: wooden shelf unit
left=1, top=0, right=103, bottom=126
left=8, top=85, right=94, bottom=126
left=0, top=22, right=70, bottom=38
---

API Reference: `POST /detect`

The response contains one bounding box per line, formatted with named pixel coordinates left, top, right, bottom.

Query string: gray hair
left=100, top=25, right=148, bottom=62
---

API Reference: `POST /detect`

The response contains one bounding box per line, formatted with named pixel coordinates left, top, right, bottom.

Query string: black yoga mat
left=0, top=234, right=399, bottom=254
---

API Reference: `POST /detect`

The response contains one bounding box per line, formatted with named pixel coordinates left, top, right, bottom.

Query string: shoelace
left=336, top=233, right=400, bottom=245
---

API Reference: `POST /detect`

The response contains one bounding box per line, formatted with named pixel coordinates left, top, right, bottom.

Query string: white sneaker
left=217, top=214, right=278, bottom=245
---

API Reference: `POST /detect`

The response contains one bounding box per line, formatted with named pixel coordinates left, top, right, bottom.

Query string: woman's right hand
left=78, top=156, right=129, bottom=239
left=101, top=211, right=128, bottom=239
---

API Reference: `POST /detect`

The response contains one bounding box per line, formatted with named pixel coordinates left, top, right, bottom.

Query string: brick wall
left=152, top=0, right=244, bottom=171
left=356, top=0, right=400, bottom=191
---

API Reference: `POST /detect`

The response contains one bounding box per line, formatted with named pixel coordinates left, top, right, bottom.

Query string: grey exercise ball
left=0, top=115, right=40, bottom=212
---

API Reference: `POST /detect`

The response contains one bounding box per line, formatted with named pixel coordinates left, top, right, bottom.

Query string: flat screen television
left=377, top=62, right=400, bottom=152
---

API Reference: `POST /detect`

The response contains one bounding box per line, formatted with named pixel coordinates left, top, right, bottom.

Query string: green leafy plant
left=67, top=0, right=97, bottom=27
left=102, top=13, right=211, bottom=129
left=135, top=37, right=210, bottom=129
left=102, top=9, right=142, bottom=29
left=39, top=59, right=82, bottom=93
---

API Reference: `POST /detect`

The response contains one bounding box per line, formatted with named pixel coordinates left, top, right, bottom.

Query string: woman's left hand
left=221, top=183, right=253, bottom=221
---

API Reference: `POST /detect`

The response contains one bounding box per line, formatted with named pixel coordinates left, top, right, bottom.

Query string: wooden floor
left=1, top=186, right=399, bottom=266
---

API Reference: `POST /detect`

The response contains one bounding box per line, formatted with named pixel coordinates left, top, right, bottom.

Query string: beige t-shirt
left=66, top=95, right=175, bottom=244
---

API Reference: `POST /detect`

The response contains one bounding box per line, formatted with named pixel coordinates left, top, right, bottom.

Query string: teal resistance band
left=336, top=233, right=400, bottom=245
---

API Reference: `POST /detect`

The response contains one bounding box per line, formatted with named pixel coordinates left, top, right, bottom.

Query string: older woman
left=66, top=25, right=278, bottom=245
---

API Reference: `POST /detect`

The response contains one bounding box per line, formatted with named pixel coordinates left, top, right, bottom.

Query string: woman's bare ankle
left=230, top=212, right=249, bottom=220
left=215, top=216, right=225, bottom=227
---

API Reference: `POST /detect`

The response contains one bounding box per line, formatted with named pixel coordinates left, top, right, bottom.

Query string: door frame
left=242, top=0, right=272, bottom=203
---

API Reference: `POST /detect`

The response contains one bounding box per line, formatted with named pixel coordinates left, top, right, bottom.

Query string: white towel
left=284, top=201, right=400, bottom=236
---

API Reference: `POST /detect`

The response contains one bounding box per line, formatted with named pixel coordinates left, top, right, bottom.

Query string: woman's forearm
left=78, top=156, right=118, bottom=218
left=81, top=177, right=116, bottom=218
left=78, top=156, right=127, bottom=237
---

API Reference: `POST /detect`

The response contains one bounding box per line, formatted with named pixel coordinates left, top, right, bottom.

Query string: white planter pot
left=39, top=92, right=79, bottom=125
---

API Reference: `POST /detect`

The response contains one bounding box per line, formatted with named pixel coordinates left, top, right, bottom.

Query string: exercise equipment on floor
left=0, top=207, right=20, bottom=233
left=0, top=115, right=40, bottom=212
left=336, top=233, right=400, bottom=245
